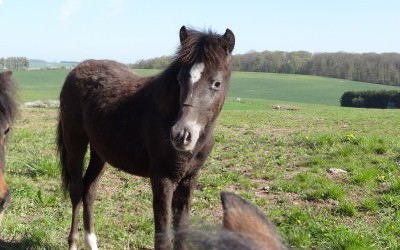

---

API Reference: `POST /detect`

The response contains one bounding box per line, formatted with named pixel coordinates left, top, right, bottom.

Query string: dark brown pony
left=175, top=192, right=287, bottom=250
left=57, top=26, right=235, bottom=250
left=0, top=71, right=17, bottom=225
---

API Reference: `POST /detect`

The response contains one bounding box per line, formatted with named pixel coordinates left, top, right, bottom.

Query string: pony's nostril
left=183, top=130, right=191, bottom=145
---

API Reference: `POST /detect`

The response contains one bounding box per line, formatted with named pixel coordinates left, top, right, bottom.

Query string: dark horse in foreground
left=176, top=192, right=286, bottom=250
left=57, top=26, right=235, bottom=250
left=0, top=71, right=17, bottom=225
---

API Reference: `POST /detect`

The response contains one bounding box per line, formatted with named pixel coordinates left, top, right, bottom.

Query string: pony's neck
left=160, top=60, right=181, bottom=81
left=150, top=60, right=181, bottom=116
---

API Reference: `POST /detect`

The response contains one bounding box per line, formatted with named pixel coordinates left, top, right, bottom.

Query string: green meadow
left=13, top=69, right=400, bottom=104
left=2, top=69, right=400, bottom=249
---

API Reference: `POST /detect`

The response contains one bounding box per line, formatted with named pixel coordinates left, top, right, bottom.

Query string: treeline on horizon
left=130, top=51, right=400, bottom=86
left=0, top=57, right=29, bottom=70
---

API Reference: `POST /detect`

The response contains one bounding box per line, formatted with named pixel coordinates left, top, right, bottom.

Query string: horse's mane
left=176, top=28, right=230, bottom=69
left=0, top=71, right=17, bottom=127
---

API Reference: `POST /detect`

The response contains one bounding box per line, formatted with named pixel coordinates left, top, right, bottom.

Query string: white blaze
left=85, top=232, right=98, bottom=250
left=190, top=63, right=205, bottom=84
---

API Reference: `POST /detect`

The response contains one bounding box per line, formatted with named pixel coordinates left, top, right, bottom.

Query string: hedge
left=340, top=90, right=400, bottom=108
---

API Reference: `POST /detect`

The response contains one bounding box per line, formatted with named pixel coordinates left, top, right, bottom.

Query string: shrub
left=340, top=90, right=400, bottom=108
left=388, top=93, right=400, bottom=108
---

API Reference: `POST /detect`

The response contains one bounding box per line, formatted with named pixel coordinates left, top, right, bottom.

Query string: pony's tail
left=57, top=118, right=70, bottom=196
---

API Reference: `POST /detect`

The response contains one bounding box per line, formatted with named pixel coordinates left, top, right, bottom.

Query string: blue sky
left=1, top=0, right=399, bottom=63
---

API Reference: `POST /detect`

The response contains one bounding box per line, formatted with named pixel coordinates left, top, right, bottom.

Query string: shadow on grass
left=0, top=237, right=56, bottom=250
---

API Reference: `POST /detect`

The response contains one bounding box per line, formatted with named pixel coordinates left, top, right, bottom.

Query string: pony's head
left=174, top=192, right=286, bottom=249
left=171, top=26, right=235, bottom=152
left=0, top=71, right=17, bottom=224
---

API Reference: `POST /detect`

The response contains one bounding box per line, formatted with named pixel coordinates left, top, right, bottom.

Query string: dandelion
left=296, top=219, right=301, bottom=224
left=217, top=185, right=221, bottom=190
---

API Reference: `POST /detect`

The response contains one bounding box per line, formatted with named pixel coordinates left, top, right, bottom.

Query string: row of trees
left=0, top=57, right=29, bottom=70
left=130, top=51, right=400, bottom=86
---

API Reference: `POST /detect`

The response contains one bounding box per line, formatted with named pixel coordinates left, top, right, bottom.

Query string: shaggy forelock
left=177, top=29, right=229, bottom=69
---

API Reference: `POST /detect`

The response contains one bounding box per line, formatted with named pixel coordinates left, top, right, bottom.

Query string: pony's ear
left=0, top=71, right=13, bottom=89
left=180, top=26, right=189, bottom=44
left=0, top=71, right=12, bottom=81
left=221, top=192, right=285, bottom=250
left=221, top=29, right=235, bottom=54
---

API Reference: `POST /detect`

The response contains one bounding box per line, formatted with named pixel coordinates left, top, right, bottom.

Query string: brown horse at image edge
left=0, top=71, right=17, bottom=225
left=57, top=26, right=235, bottom=249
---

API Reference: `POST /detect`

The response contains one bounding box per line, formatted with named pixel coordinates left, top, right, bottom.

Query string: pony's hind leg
left=82, top=146, right=106, bottom=250
left=65, top=136, right=89, bottom=250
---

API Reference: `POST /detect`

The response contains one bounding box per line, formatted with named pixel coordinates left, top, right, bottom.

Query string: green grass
left=229, top=71, right=400, bottom=106
left=3, top=69, right=400, bottom=248
left=12, top=69, right=400, bottom=105
left=12, top=69, right=69, bottom=102
left=2, top=101, right=399, bottom=249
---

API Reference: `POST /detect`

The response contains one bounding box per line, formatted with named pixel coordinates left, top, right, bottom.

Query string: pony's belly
left=90, top=138, right=151, bottom=178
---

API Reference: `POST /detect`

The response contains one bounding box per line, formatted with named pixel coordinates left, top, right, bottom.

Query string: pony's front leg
left=151, top=177, right=175, bottom=250
left=172, top=173, right=199, bottom=250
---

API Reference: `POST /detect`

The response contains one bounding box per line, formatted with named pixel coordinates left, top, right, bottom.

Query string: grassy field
left=12, top=69, right=69, bottom=102
left=2, top=69, right=400, bottom=249
left=1, top=100, right=399, bottom=249
left=229, top=72, right=400, bottom=106
left=12, top=69, right=400, bottom=105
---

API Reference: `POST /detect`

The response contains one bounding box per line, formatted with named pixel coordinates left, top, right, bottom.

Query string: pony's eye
left=211, top=81, right=221, bottom=90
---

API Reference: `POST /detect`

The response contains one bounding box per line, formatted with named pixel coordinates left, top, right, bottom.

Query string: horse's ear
left=0, top=71, right=13, bottom=87
left=0, top=71, right=13, bottom=80
left=180, top=26, right=189, bottom=44
left=222, top=29, right=235, bottom=54
left=221, top=192, right=285, bottom=249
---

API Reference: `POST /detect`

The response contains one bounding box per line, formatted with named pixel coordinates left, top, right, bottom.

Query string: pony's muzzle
left=171, top=127, right=192, bottom=151
left=0, top=189, right=10, bottom=225
left=0, top=189, right=11, bottom=212
left=171, top=121, right=202, bottom=152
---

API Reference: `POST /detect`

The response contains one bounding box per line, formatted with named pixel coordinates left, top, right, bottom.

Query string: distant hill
left=12, top=68, right=400, bottom=105
left=28, top=59, right=79, bottom=69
